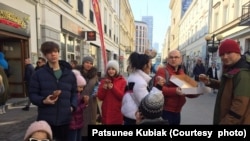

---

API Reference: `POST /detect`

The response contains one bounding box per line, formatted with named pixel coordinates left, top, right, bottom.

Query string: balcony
left=239, top=1, right=250, bottom=26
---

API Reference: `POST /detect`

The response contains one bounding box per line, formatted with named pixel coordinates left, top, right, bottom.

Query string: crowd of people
left=0, top=38, right=248, bottom=141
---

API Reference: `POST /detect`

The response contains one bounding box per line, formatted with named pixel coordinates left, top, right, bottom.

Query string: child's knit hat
left=72, top=69, right=86, bottom=86
left=24, top=120, right=52, bottom=141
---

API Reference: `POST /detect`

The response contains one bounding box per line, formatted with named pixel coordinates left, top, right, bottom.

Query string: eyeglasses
left=29, top=138, right=50, bottom=141
left=169, top=56, right=180, bottom=59
left=37, top=61, right=42, bottom=64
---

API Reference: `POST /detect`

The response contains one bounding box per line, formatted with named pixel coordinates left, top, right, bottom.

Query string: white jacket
left=121, top=70, right=161, bottom=119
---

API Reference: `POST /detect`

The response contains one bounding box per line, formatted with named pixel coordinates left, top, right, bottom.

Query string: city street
left=181, top=92, right=217, bottom=125
left=0, top=91, right=217, bottom=140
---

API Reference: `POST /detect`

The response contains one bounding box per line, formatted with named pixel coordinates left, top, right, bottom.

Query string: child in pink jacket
left=68, top=69, right=89, bottom=141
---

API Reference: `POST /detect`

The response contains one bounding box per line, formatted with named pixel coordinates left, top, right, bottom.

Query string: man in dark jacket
left=35, top=57, right=46, bottom=71
left=206, top=63, right=218, bottom=93
left=29, top=41, right=77, bottom=141
left=193, top=58, right=206, bottom=81
left=22, top=58, right=35, bottom=111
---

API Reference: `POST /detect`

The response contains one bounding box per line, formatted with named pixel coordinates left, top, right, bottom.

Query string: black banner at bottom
left=88, top=125, right=250, bottom=140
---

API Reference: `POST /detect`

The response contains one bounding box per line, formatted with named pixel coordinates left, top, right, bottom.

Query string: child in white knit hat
left=24, top=120, right=52, bottom=141
left=97, top=60, right=127, bottom=125
left=68, top=69, right=89, bottom=141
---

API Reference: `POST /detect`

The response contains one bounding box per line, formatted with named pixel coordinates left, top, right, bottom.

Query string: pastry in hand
left=50, top=90, right=62, bottom=100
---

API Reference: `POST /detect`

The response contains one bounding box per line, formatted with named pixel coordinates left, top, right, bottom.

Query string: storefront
left=0, top=3, right=31, bottom=97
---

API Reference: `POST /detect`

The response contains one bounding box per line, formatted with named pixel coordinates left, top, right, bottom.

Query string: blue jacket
left=29, top=60, right=77, bottom=126
left=0, top=52, right=8, bottom=69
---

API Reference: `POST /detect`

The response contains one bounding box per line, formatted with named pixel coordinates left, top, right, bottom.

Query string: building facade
left=0, top=0, right=135, bottom=97
left=135, top=21, right=149, bottom=54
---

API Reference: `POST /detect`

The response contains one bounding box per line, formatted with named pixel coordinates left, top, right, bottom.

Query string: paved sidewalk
left=5, top=97, right=29, bottom=110
left=0, top=99, right=37, bottom=141
left=181, top=92, right=217, bottom=125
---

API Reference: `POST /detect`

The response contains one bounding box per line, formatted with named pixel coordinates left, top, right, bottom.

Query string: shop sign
left=87, top=31, right=96, bottom=41
left=0, top=3, right=30, bottom=36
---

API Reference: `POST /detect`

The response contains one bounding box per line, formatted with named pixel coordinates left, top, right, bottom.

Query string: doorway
left=0, top=35, right=29, bottom=98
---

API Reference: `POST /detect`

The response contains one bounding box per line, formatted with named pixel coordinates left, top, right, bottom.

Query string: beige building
left=169, top=0, right=182, bottom=51
left=0, top=0, right=135, bottom=97
left=134, top=21, right=149, bottom=54
left=165, top=0, right=250, bottom=76
left=179, top=0, right=210, bottom=76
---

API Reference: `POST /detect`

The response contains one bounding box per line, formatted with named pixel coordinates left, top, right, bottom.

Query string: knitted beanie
left=82, top=56, right=94, bottom=64
left=24, top=120, right=52, bottom=141
left=106, top=60, right=119, bottom=73
left=138, top=91, right=164, bottom=119
left=72, top=69, right=86, bottom=86
left=219, top=39, right=241, bottom=56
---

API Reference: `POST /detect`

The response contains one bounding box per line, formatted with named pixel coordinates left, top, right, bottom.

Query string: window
left=78, top=0, right=83, bottom=14
left=89, top=0, right=94, bottom=23
left=104, top=8, right=107, bottom=34
left=109, top=14, right=112, bottom=38
left=214, top=13, right=219, bottom=30
left=223, top=5, right=229, bottom=25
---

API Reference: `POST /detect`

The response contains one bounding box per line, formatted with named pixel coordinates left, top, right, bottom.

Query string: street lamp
left=204, top=34, right=223, bottom=68
left=205, top=34, right=223, bottom=53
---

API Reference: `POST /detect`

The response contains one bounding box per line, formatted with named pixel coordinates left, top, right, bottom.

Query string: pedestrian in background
left=199, top=39, right=250, bottom=124
left=24, top=120, right=53, bottom=141
left=193, top=57, right=206, bottom=82
left=97, top=60, right=127, bottom=125
left=29, top=41, right=78, bottom=141
left=22, top=58, right=35, bottom=111
left=68, top=69, right=89, bottom=141
left=76, top=56, right=98, bottom=138
left=206, top=62, right=218, bottom=93
left=155, top=50, right=199, bottom=125
left=0, top=52, right=9, bottom=77
left=70, top=59, right=78, bottom=69
left=0, top=67, right=8, bottom=114
left=35, top=57, right=46, bottom=71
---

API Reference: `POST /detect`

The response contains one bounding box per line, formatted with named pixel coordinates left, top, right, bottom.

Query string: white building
left=0, top=0, right=134, bottom=97
left=135, top=21, right=149, bottom=53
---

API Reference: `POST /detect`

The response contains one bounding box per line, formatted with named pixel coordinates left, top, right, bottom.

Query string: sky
left=128, top=0, right=171, bottom=49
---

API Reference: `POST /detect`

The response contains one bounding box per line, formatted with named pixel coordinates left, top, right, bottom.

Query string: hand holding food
left=156, top=76, right=166, bottom=86
left=107, top=83, right=113, bottom=89
left=50, top=90, right=62, bottom=100
left=199, top=74, right=209, bottom=84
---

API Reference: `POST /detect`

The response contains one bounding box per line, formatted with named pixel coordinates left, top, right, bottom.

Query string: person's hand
left=105, top=79, right=111, bottom=83
left=199, top=74, right=210, bottom=84
left=43, top=95, right=58, bottom=105
left=50, top=90, right=61, bottom=100
left=156, top=76, right=166, bottom=86
left=176, top=87, right=184, bottom=95
left=103, top=83, right=108, bottom=89
left=107, top=83, right=113, bottom=89
left=83, top=95, right=89, bottom=106
left=135, top=110, right=144, bottom=124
